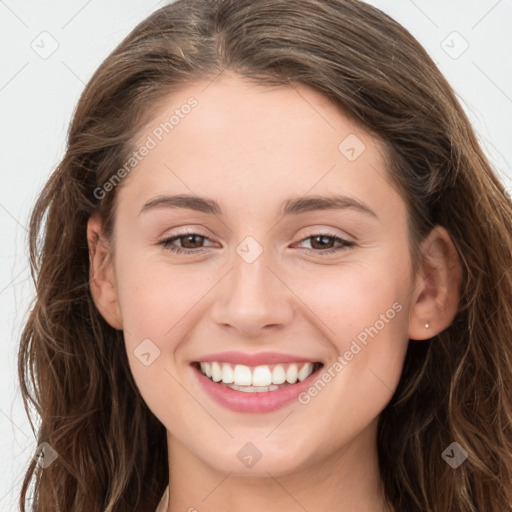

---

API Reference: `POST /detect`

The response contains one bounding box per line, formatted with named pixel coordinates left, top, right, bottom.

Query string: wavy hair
left=18, top=0, right=512, bottom=510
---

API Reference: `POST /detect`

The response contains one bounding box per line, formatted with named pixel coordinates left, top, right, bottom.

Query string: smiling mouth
left=192, top=361, right=324, bottom=393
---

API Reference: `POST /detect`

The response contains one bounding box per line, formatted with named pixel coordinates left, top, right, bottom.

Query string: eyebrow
left=139, top=193, right=378, bottom=218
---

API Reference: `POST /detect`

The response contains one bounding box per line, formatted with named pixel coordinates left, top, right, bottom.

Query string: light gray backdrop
left=1, top=0, right=510, bottom=510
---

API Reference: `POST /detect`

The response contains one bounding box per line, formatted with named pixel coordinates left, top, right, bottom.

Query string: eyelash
left=158, top=230, right=354, bottom=256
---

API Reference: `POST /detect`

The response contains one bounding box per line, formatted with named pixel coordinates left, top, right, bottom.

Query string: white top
left=155, top=485, right=169, bottom=512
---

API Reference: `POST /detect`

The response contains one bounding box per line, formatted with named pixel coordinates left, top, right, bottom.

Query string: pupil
left=183, top=234, right=202, bottom=248
left=313, top=235, right=331, bottom=249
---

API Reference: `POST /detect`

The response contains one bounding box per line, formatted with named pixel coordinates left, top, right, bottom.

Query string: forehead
left=117, top=72, right=402, bottom=222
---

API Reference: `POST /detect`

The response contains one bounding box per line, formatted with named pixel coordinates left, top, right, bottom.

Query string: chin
left=197, top=438, right=315, bottom=477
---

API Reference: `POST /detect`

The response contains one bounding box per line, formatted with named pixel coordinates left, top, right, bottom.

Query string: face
left=91, top=71, right=425, bottom=477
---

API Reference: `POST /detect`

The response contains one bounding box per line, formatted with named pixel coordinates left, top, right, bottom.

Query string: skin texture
left=87, top=71, right=462, bottom=512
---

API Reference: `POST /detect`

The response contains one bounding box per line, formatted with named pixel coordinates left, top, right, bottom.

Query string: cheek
left=113, top=253, right=226, bottom=408
left=297, top=256, right=410, bottom=344
left=114, top=258, right=198, bottom=422
left=114, top=248, right=207, bottom=339
left=295, top=256, right=412, bottom=400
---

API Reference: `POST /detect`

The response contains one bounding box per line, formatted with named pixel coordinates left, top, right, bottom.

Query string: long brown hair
left=18, top=0, right=512, bottom=510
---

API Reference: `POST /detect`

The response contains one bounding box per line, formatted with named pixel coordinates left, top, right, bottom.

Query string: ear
left=86, top=214, right=123, bottom=330
left=408, top=226, right=462, bottom=340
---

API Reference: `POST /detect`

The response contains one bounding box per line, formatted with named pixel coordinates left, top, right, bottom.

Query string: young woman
left=18, top=0, right=512, bottom=511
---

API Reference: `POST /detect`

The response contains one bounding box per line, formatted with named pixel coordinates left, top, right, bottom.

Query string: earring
left=425, top=322, right=430, bottom=328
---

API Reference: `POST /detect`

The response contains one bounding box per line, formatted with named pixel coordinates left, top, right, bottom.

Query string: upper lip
left=193, top=351, right=321, bottom=366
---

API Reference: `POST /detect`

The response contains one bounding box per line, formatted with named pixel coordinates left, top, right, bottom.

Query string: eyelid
left=298, top=227, right=354, bottom=243
left=162, top=226, right=212, bottom=240
left=159, top=227, right=353, bottom=244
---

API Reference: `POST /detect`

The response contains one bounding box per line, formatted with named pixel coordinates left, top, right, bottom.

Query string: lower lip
left=192, top=364, right=322, bottom=413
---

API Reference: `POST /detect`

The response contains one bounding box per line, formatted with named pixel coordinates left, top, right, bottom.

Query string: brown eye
left=309, top=235, right=338, bottom=250
left=175, top=234, right=206, bottom=249
left=159, top=231, right=214, bottom=254
left=296, top=233, right=354, bottom=256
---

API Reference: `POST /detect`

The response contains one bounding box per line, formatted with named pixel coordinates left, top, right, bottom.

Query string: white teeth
left=298, top=362, right=313, bottom=381
left=285, top=364, right=298, bottom=384
left=198, top=361, right=317, bottom=387
left=227, top=383, right=280, bottom=393
left=221, top=363, right=234, bottom=384
left=272, top=364, right=286, bottom=384
left=200, top=362, right=211, bottom=378
left=233, top=364, right=252, bottom=386
left=252, top=365, right=272, bottom=387
left=211, top=362, right=222, bottom=382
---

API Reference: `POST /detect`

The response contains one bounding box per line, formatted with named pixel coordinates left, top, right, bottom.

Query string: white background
left=1, top=0, right=511, bottom=509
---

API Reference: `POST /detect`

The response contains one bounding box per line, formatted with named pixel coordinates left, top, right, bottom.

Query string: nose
left=210, top=247, right=295, bottom=338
